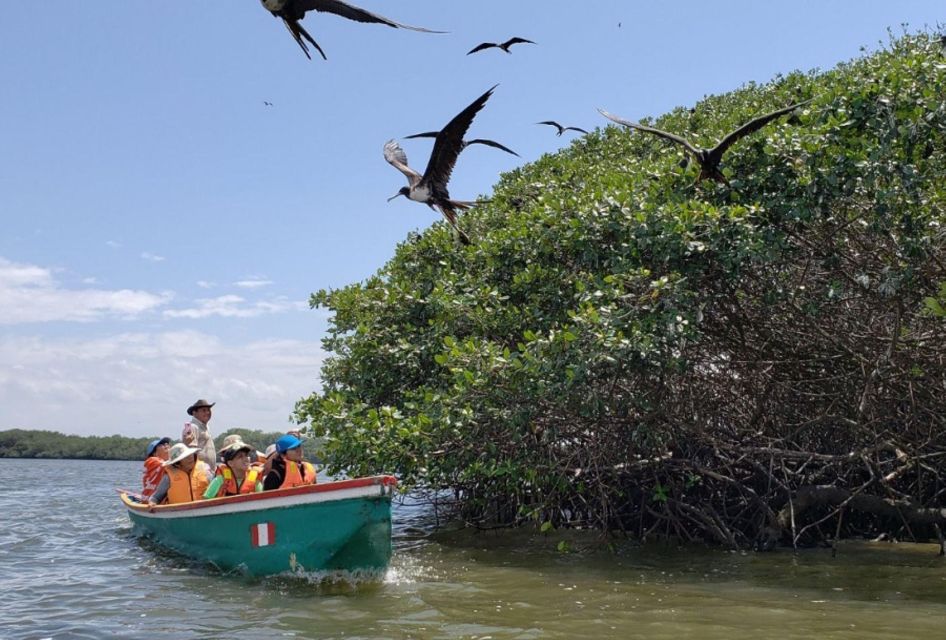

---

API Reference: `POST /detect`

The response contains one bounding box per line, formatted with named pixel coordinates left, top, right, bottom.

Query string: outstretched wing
left=503, top=37, right=535, bottom=47
left=537, top=120, right=564, bottom=134
left=465, top=138, right=520, bottom=157
left=711, top=100, right=812, bottom=158
left=597, top=108, right=698, bottom=155
left=467, top=42, right=497, bottom=55
left=298, top=0, right=444, bottom=32
left=421, top=85, right=497, bottom=191
left=383, top=140, right=422, bottom=185
left=406, top=132, right=519, bottom=158
left=403, top=131, right=440, bottom=140
left=564, top=126, right=588, bottom=134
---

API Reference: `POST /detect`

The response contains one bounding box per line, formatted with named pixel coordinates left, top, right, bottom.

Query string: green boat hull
left=121, top=476, right=396, bottom=577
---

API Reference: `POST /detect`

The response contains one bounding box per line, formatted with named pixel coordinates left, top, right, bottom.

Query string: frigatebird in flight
left=467, top=37, right=535, bottom=55
left=384, top=86, right=499, bottom=245
left=597, top=101, right=811, bottom=183
left=537, top=121, right=588, bottom=137
left=261, top=0, right=442, bottom=60
left=403, top=131, right=519, bottom=158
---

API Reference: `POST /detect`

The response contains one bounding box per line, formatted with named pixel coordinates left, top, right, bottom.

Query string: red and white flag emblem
left=251, top=522, right=276, bottom=547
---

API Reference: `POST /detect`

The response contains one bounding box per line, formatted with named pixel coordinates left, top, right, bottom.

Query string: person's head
left=219, top=435, right=254, bottom=470
left=275, top=434, right=303, bottom=462
left=164, top=443, right=200, bottom=471
left=186, top=398, right=215, bottom=423
left=146, top=437, right=172, bottom=460
left=222, top=444, right=253, bottom=472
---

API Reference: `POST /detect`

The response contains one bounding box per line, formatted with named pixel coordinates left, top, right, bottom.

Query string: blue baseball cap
left=275, top=434, right=303, bottom=454
left=146, top=437, right=172, bottom=457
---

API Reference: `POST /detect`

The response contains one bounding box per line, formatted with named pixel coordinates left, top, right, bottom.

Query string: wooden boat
left=119, top=475, right=396, bottom=577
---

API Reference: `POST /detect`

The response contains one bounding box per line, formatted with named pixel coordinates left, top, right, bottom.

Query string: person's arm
left=203, top=475, right=224, bottom=499
left=149, top=474, right=170, bottom=504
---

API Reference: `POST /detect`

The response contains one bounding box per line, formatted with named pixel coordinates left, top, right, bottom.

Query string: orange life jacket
left=165, top=462, right=211, bottom=504
left=279, top=460, right=317, bottom=489
left=141, top=457, right=165, bottom=498
left=211, top=464, right=259, bottom=497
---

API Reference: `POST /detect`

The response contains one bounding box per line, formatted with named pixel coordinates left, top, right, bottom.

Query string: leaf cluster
left=296, top=33, right=946, bottom=545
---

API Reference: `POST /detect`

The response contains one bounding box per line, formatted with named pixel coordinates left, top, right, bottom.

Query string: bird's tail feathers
left=436, top=204, right=473, bottom=245
left=285, top=19, right=326, bottom=60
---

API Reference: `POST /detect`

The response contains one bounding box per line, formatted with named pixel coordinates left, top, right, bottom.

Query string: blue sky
left=1, top=1, right=942, bottom=438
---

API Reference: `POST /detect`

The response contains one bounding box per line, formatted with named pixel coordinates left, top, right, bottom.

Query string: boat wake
left=263, top=567, right=387, bottom=593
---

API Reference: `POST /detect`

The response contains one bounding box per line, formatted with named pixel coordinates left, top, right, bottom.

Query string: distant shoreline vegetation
left=0, top=428, right=289, bottom=461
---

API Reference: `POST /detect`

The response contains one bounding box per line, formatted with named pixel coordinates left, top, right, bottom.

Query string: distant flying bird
left=384, top=86, right=499, bottom=245
left=403, top=131, right=519, bottom=157
left=467, top=37, right=535, bottom=55
left=537, top=121, right=588, bottom=137
left=597, top=101, right=811, bottom=183
left=263, top=101, right=274, bottom=106
left=261, top=0, right=442, bottom=60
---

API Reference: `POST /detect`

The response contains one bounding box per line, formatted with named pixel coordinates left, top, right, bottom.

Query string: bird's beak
left=387, top=192, right=404, bottom=202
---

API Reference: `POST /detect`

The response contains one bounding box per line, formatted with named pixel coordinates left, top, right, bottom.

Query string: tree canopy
left=0, top=428, right=289, bottom=461
left=296, top=33, right=946, bottom=548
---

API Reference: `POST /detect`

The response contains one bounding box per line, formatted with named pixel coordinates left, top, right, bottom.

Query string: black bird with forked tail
left=261, top=0, right=442, bottom=60
left=537, top=120, right=588, bottom=137
left=384, top=85, right=500, bottom=245
left=402, top=131, right=519, bottom=158
left=467, top=37, right=535, bottom=55
left=597, top=101, right=811, bottom=183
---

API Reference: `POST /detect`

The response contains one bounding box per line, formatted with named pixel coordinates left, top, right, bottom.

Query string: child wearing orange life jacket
left=262, top=434, right=317, bottom=491
left=204, top=437, right=263, bottom=498
left=141, top=437, right=171, bottom=499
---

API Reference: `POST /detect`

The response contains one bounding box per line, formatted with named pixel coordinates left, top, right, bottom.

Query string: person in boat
left=148, top=443, right=212, bottom=505
left=203, top=435, right=263, bottom=498
left=141, top=436, right=172, bottom=499
left=181, top=398, right=216, bottom=468
left=257, top=443, right=277, bottom=480
left=262, top=434, right=317, bottom=490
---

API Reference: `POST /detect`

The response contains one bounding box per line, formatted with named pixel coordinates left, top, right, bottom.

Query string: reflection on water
left=1, top=458, right=944, bottom=640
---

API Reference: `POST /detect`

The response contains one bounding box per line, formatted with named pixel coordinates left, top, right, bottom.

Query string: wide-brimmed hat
left=219, top=434, right=246, bottom=450
left=186, top=398, right=215, bottom=416
left=146, top=436, right=172, bottom=457
left=275, top=434, right=303, bottom=454
left=219, top=434, right=254, bottom=460
left=163, top=442, right=200, bottom=466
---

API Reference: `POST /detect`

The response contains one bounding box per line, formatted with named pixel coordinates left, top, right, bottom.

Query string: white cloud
left=0, top=257, right=172, bottom=324
left=141, top=252, right=165, bottom=262
left=196, top=280, right=216, bottom=289
left=234, top=277, right=274, bottom=289
left=0, top=330, right=325, bottom=437
left=106, top=240, right=122, bottom=249
left=164, top=294, right=304, bottom=319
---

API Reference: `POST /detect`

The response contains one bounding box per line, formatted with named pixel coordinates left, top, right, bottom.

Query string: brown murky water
left=2, top=459, right=943, bottom=639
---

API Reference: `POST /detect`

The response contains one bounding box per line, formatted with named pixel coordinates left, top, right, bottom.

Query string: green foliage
left=0, top=428, right=291, bottom=461
left=296, top=33, right=946, bottom=539
left=0, top=429, right=151, bottom=460
left=214, top=428, right=288, bottom=454
left=923, top=281, right=946, bottom=317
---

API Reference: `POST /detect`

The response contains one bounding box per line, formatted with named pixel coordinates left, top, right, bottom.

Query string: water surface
left=1, top=459, right=943, bottom=639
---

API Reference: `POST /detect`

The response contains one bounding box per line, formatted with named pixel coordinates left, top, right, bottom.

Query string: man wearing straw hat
left=182, top=398, right=216, bottom=468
